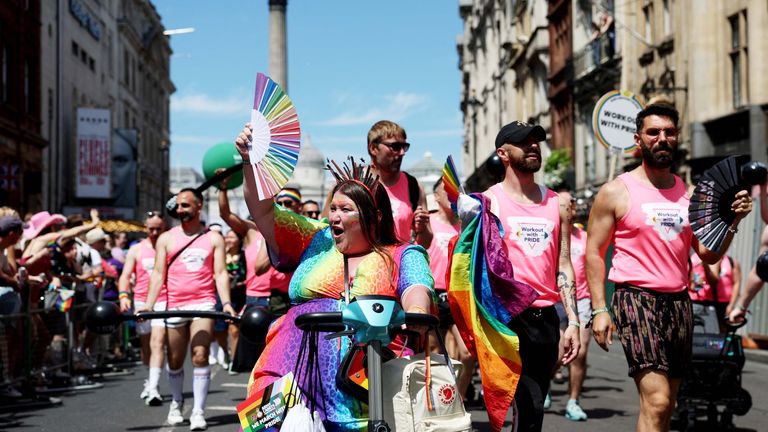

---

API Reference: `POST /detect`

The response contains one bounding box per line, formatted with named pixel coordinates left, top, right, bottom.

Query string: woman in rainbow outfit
left=235, top=125, right=435, bottom=430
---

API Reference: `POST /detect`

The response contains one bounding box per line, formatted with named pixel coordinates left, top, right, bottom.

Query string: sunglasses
left=378, top=141, right=411, bottom=153
left=276, top=199, right=297, bottom=207
left=304, top=211, right=320, bottom=217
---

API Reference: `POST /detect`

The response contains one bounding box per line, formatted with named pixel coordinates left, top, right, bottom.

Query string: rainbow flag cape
left=447, top=193, right=537, bottom=432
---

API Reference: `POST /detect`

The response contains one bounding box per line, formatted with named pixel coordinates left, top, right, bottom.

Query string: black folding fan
left=688, top=155, right=750, bottom=251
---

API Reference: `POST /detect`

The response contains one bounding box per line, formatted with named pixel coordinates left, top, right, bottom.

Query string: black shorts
left=435, top=290, right=453, bottom=329
left=612, top=285, right=693, bottom=378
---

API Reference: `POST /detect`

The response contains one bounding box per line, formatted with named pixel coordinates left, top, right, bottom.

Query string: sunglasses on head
left=146, top=210, right=162, bottom=218
left=378, top=141, right=411, bottom=153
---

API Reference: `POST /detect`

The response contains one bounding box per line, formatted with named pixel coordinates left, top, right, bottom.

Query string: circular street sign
left=592, top=90, right=645, bottom=153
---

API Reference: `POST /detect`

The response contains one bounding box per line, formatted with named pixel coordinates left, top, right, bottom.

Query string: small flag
left=442, top=156, right=463, bottom=212
left=57, top=289, right=76, bottom=313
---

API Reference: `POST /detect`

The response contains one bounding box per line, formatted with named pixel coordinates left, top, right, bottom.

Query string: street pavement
left=2, top=341, right=767, bottom=431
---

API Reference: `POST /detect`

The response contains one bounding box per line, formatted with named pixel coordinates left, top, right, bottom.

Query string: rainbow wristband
left=118, top=292, right=130, bottom=300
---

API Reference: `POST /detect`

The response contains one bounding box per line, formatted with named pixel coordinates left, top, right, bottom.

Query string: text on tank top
left=382, top=172, right=415, bottom=243
left=689, top=253, right=734, bottom=303
left=133, top=239, right=160, bottom=302
left=244, top=233, right=272, bottom=298
left=427, top=214, right=459, bottom=290
left=570, top=228, right=590, bottom=300
left=489, top=183, right=561, bottom=307
left=608, top=173, right=692, bottom=292
left=165, top=227, right=216, bottom=307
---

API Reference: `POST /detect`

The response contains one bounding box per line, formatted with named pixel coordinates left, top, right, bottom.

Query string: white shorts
left=134, top=300, right=168, bottom=333
left=555, top=297, right=592, bottom=330
left=161, top=302, right=216, bottom=328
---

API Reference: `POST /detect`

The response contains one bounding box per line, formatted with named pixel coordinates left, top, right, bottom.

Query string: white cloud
left=171, top=93, right=248, bottom=116
left=317, top=91, right=429, bottom=126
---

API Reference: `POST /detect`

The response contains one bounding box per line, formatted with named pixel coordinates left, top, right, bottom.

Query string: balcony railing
left=572, top=32, right=616, bottom=79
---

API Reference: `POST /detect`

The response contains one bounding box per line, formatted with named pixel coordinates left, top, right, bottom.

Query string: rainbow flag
left=447, top=193, right=537, bottom=432
left=56, top=289, right=75, bottom=313
left=442, top=155, right=463, bottom=213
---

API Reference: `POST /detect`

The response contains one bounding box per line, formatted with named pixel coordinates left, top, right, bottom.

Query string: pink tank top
left=382, top=172, right=415, bottom=243
left=689, top=254, right=735, bottom=303
left=489, top=183, right=561, bottom=307
left=427, top=214, right=459, bottom=290
left=270, top=268, right=291, bottom=294
left=165, top=227, right=216, bottom=307
left=608, top=173, right=692, bottom=292
left=133, top=239, right=159, bottom=303
left=244, top=233, right=271, bottom=298
left=570, top=227, right=590, bottom=300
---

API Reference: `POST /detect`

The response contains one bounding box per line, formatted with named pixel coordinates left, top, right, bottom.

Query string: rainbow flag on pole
left=447, top=193, right=537, bottom=432
left=56, top=289, right=75, bottom=313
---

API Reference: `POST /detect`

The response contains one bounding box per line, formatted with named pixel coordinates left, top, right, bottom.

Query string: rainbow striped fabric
left=447, top=193, right=537, bottom=432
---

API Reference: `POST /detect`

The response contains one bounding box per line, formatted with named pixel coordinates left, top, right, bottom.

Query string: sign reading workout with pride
left=76, top=107, right=111, bottom=198
left=592, top=90, right=645, bottom=153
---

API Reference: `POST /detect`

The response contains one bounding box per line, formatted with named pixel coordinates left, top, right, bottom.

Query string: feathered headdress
left=325, top=156, right=380, bottom=202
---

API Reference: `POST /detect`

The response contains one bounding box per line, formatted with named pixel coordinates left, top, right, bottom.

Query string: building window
left=729, top=11, right=748, bottom=108
left=89, top=56, right=95, bottom=72
left=72, top=40, right=79, bottom=56
left=662, top=0, right=671, bottom=36
left=643, top=3, right=653, bottom=44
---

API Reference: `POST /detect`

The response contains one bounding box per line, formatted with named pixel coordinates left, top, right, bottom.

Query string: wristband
left=568, top=320, right=581, bottom=328
left=118, top=292, right=130, bottom=300
left=733, top=304, right=750, bottom=314
left=727, top=225, right=738, bottom=234
left=222, top=301, right=233, bottom=308
left=591, top=306, right=610, bottom=317
left=241, top=159, right=251, bottom=165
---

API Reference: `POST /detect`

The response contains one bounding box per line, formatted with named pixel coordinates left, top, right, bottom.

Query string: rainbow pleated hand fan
left=442, top=155, right=464, bottom=212
left=247, top=73, right=301, bottom=200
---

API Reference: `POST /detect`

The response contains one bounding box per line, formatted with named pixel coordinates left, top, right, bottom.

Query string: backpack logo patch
left=438, top=383, right=456, bottom=405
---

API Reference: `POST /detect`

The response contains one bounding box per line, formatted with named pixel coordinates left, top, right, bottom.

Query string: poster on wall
left=112, top=128, right=138, bottom=208
left=76, top=107, right=111, bottom=198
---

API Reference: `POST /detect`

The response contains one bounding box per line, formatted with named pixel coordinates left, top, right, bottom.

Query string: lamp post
left=160, top=139, right=170, bottom=212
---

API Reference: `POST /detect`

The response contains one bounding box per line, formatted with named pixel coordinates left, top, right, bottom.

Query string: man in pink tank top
left=729, top=176, right=768, bottom=324
left=142, top=189, right=234, bottom=430
left=367, top=120, right=433, bottom=248
left=587, top=104, right=753, bottom=432
left=118, top=211, right=167, bottom=406
left=485, top=120, right=581, bottom=432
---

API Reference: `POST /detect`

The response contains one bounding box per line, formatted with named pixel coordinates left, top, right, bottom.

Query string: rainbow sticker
left=247, top=73, right=302, bottom=200
left=236, top=372, right=298, bottom=432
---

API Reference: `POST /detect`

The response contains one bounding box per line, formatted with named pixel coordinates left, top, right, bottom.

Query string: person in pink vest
left=689, top=253, right=742, bottom=330
left=118, top=211, right=167, bottom=406
left=141, top=188, right=234, bottom=430
left=729, top=175, right=768, bottom=324
left=367, top=120, right=433, bottom=248
left=547, top=190, right=593, bottom=421
left=484, top=121, right=581, bottom=431
left=587, top=104, right=753, bottom=432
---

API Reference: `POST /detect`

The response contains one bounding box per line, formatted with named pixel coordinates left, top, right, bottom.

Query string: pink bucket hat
left=23, top=211, right=67, bottom=239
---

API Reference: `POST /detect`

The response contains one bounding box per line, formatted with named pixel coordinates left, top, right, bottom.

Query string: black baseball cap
left=495, top=121, right=546, bottom=148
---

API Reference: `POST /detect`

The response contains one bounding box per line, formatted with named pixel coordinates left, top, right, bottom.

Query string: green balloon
left=202, top=142, right=244, bottom=189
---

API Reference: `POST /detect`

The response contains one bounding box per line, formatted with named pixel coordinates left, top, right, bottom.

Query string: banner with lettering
left=76, top=107, right=111, bottom=198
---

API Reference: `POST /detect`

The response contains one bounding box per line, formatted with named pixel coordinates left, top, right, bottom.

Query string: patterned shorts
left=612, top=285, right=693, bottom=378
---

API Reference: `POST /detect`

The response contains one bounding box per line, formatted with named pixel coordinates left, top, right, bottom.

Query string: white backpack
left=382, top=352, right=473, bottom=432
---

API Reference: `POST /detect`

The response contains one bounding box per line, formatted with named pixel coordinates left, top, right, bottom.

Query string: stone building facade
left=39, top=0, right=173, bottom=219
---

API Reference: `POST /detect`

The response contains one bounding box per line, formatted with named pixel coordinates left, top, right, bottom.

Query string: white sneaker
left=189, top=409, right=207, bottom=431
left=144, top=388, right=163, bottom=406
left=139, top=380, right=149, bottom=399
left=167, top=400, right=184, bottom=425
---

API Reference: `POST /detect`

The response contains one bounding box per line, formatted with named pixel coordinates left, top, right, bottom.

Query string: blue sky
left=154, top=0, right=464, bottom=176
